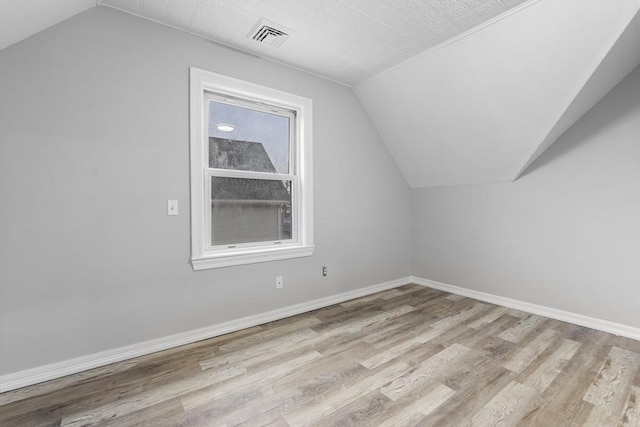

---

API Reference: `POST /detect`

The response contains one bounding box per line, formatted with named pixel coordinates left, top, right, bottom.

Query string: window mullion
left=206, top=169, right=294, bottom=181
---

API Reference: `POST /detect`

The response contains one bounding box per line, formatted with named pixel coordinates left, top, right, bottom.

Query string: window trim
left=189, top=67, right=313, bottom=270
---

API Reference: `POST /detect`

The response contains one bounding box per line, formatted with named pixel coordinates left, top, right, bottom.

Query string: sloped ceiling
left=0, top=0, right=95, bottom=50
left=98, top=0, right=531, bottom=85
left=516, top=8, right=640, bottom=179
left=1, top=1, right=637, bottom=189
left=355, top=0, right=640, bottom=188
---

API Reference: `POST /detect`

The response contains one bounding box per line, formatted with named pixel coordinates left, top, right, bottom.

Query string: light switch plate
left=168, top=200, right=178, bottom=216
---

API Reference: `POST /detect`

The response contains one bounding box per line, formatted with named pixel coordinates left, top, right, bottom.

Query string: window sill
left=191, top=245, right=314, bottom=270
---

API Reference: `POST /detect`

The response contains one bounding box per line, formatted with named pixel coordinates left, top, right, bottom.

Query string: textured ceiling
left=100, top=0, right=530, bottom=85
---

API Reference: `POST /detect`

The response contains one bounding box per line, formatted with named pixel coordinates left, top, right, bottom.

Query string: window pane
left=208, top=99, right=290, bottom=174
left=211, top=177, right=292, bottom=246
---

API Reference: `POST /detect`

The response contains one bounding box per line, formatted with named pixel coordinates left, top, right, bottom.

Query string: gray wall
left=412, top=67, right=640, bottom=328
left=0, top=7, right=412, bottom=375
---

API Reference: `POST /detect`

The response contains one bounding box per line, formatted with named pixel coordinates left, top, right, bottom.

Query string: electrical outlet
left=322, top=266, right=327, bottom=277
left=275, top=276, right=283, bottom=289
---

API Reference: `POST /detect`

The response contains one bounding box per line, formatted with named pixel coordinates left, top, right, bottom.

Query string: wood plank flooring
left=1, top=284, right=639, bottom=426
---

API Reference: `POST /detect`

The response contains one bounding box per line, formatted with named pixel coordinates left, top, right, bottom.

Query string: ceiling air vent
left=248, top=18, right=292, bottom=48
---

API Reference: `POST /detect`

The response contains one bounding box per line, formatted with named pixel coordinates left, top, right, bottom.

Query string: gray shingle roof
left=209, top=137, right=290, bottom=202
left=210, top=137, right=277, bottom=172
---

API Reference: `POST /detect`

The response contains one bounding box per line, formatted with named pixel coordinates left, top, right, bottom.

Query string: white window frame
left=189, top=67, right=313, bottom=270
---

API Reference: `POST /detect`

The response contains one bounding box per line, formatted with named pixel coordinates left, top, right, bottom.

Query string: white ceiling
left=99, top=0, right=531, bottom=86
left=1, top=0, right=637, bottom=189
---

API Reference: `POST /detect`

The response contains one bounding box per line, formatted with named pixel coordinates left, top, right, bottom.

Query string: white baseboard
left=0, top=277, right=412, bottom=394
left=412, top=276, right=640, bottom=341
left=4, top=275, right=637, bottom=393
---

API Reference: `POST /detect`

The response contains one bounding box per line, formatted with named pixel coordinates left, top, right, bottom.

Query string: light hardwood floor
left=1, top=284, right=639, bottom=426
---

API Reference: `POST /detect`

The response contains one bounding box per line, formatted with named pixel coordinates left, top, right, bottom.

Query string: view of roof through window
left=208, top=99, right=290, bottom=175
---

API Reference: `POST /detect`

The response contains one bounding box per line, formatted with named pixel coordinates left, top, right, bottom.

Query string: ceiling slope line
left=354, top=0, right=640, bottom=189
left=355, top=0, right=540, bottom=89
left=513, top=7, right=640, bottom=180
left=0, top=0, right=98, bottom=50
left=97, top=3, right=352, bottom=88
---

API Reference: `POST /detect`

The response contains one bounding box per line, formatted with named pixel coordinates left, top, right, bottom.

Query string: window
left=189, top=68, right=313, bottom=270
